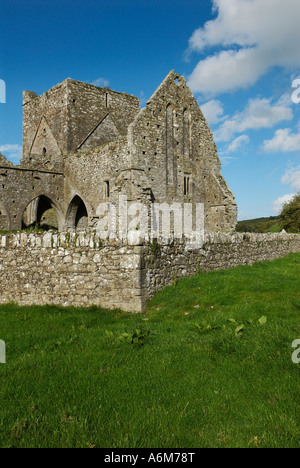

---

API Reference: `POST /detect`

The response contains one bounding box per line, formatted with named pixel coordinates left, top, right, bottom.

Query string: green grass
left=1, top=254, right=300, bottom=448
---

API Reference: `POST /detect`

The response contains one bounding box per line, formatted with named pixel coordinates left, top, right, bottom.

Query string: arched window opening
left=66, top=196, right=88, bottom=231
left=22, top=196, right=58, bottom=231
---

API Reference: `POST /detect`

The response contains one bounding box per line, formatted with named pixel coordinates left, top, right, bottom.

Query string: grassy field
left=236, top=216, right=282, bottom=233
left=0, top=254, right=300, bottom=448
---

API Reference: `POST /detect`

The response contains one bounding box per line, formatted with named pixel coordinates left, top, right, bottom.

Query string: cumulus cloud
left=0, top=144, right=22, bottom=164
left=200, top=99, right=225, bottom=125
left=214, top=97, right=293, bottom=142
left=188, top=48, right=267, bottom=96
left=227, top=135, right=249, bottom=153
left=281, top=166, right=300, bottom=192
left=262, top=126, right=300, bottom=152
left=272, top=193, right=296, bottom=214
left=187, top=0, right=300, bottom=95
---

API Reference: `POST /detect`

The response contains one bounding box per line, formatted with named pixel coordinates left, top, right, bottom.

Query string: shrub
left=279, top=193, right=300, bottom=233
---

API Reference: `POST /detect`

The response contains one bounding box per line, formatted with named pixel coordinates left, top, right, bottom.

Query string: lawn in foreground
left=0, top=253, right=300, bottom=448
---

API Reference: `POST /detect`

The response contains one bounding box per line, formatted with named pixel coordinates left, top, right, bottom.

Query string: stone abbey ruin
left=0, top=70, right=236, bottom=233
left=0, top=70, right=300, bottom=312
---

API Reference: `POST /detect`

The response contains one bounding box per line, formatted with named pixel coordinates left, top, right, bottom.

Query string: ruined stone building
left=0, top=70, right=237, bottom=235
left=2, top=71, right=300, bottom=312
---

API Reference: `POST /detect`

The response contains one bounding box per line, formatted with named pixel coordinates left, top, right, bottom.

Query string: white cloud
left=272, top=193, right=296, bottom=214
left=188, top=48, right=267, bottom=96
left=0, top=144, right=22, bottom=164
left=91, top=77, right=110, bottom=88
left=187, top=0, right=300, bottom=95
left=200, top=99, right=225, bottom=125
left=214, top=97, right=293, bottom=142
left=281, top=166, right=300, bottom=191
left=219, top=155, right=236, bottom=166
left=262, top=127, right=300, bottom=152
left=227, top=135, right=249, bottom=153
left=277, top=92, right=294, bottom=108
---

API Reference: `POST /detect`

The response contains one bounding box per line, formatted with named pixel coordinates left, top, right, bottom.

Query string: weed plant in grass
left=0, top=254, right=300, bottom=447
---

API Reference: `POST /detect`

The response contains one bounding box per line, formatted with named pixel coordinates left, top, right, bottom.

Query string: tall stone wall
left=0, top=232, right=299, bottom=312
left=22, top=79, right=140, bottom=169
left=67, top=80, right=140, bottom=151
left=63, top=137, right=131, bottom=217
left=23, top=82, right=69, bottom=163
left=128, top=71, right=237, bottom=232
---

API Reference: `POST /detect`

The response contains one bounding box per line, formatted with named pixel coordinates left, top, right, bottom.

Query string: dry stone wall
left=0, top=232, right=299, bottom=312
left=142, top=232, right=300, bottom=301
left=0, top=232, right=145, bottom=312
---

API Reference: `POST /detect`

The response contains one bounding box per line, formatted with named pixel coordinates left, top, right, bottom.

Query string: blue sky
left=1, top=0, right=300, bottom=220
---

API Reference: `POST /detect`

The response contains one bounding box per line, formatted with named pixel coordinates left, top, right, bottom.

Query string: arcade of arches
left=21, top=195, right=88, bottom=231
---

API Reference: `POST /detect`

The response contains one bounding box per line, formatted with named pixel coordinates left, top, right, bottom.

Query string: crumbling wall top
left=0, top=152, right=14, bottom=167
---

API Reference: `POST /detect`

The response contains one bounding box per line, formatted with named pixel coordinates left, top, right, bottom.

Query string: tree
left=279, top=193, right=300, bottom=233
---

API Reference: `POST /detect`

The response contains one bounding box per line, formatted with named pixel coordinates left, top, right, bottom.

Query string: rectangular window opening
left=105, top=180, right=110, bottom=199
left=184, top=175, right=190, bottom=196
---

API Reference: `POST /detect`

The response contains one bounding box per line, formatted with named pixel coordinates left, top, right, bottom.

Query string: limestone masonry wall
left=0, top=231, right=299, bottom=312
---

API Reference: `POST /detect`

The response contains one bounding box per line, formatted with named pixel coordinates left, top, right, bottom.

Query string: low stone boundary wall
left=0, top=232, right=144, bottom=312
left=0, top=231, right=299, bottom=312
left=142, top=232, right=300, bottom=301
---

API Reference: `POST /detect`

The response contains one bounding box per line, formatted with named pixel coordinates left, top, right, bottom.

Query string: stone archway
left=22, top=195, right=62, bottom=230
left=66, top=195, right=89, bottom=231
